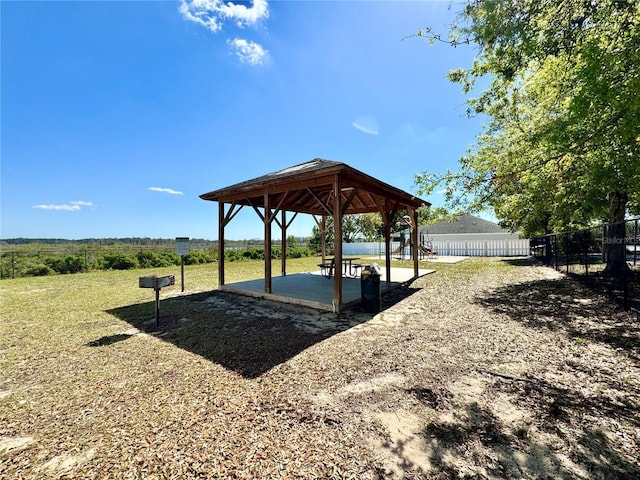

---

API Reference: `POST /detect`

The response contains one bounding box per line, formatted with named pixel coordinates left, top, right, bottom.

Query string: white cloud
left=352, top=116, right=379, bottom=136
left=33, top=200, right=93, bottom=211
left=148, top=187, right=184, bottom=195
left=218, top=0, right=269, bottom=28
left=180, top=0, right=269, bottom=33
left=227, top=37, right=268, bottom=65
left=435, top=189, right=448, bottom=195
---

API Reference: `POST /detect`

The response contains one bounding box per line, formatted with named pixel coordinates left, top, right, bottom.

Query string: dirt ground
left=1, top=258, right=639, bottom=479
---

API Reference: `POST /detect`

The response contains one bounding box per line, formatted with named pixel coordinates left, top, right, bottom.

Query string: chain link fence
left=531, top=218, right=639, bottom=311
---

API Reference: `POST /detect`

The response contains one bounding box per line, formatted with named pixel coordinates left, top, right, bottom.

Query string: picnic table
left=317, top=257, right=362, bottom=279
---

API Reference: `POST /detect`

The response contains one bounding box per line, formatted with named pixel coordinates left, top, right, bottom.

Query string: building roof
left=422, top=214, right=508, bottom=234
left=200, top=158, right=429, bottom=215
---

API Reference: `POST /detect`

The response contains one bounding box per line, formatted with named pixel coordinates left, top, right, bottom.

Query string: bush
left=136, top=251, right=180, bottom=268
left=184, top=250, right=216, bottom=265
left=287, top=247, right=311, bottom=258
left=224, top=249, right=245, bottom=262
left=25, top=264, right=55, bottom=276
left=45, top=255, right=84, bottom=274
left=101, top=253, right=139, bottom=270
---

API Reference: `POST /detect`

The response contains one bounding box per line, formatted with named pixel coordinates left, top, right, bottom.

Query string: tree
left=414, top=0, right=640, bottom=277
left=308, top=224, right=333, bottom=254
left=417, top=206, right=454, bottom=226
left=316, top=214, right=385, bottom=244
left=342, top=215, right=361, bottom=243
left=286, top=234, right=298, bottom=249
left=354, top=213, right=384, bottom=241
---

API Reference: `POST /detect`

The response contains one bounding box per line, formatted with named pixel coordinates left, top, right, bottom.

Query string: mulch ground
left=1, top=258, right=638, bottom=479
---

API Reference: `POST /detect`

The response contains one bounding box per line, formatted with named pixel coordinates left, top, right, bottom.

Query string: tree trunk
left=603, top=191, right=632, bottom=278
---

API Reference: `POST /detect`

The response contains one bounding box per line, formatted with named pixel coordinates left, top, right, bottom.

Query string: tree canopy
left=415, top=0, right=639, bottom=274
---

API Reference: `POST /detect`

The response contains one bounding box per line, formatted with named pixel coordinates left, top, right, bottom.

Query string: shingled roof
left=200, top=158, right=429, bottom=215
left=425, top=214, right=508, bottom=234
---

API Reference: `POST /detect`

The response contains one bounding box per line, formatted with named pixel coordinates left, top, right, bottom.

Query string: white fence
left=342, top=239, right=530, bottom=257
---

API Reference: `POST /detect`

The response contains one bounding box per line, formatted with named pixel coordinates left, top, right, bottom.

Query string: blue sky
left=1, top=0, right=484, bottom=241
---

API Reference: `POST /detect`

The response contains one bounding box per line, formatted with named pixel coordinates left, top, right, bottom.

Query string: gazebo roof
left=200, top=158, right=429, bottom=215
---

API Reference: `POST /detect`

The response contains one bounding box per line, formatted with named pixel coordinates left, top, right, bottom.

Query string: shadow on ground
left=102, top=285, right=421, bottom=379
left=401, top=389, right=640, bottom=480
left=390, top=364, right=640, bottom=478
left=476, top=273, right=640, bottom=361
left=395, top=270, right=640, bottom=479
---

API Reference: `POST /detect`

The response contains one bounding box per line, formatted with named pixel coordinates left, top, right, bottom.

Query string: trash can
left=361, top=264, right=381, bottom=313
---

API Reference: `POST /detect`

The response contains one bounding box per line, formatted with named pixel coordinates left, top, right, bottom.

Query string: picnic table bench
left=317, top=258, right=363, bottom=279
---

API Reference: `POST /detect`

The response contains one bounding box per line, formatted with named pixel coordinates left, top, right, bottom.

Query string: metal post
left=181, top=256, right=185, bottom=292
left=584, top=230, right=589, bottom=277
left=564, top=234, right=570, bottom=274
left=155, top=288, right=160, bottom=327
left=635, top=219, right=638, bottom=266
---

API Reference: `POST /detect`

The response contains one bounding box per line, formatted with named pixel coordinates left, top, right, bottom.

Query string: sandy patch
left=339, top=373, right=406, bottom=397
left=41, top=447, right=96, bottom=475
left=371, top=409, right=432, bottom=478
left=0, top=435, right=34, bottom=455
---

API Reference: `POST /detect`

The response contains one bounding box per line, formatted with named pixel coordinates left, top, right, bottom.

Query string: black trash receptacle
left=361, top=265, right=381, bottom=313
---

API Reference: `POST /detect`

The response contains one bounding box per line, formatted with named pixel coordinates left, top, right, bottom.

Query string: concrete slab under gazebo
left=218, top=267, right=435, bottom=312
left=200, top=159, right=430, bottom=313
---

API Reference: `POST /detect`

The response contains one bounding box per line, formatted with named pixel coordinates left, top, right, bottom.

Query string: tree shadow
left=418, top=399, right=639, bottom=480
left=390, top=377, right=640, bottom=480
left=475, top=276, right=640, bottom=361
left=104, top=286, right=421, bottom=379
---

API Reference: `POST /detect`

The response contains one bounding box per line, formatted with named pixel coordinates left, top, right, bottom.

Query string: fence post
left=12, top=252, right=15, bottom=279
left=584, top=230, right=589, bottom=277
left=564, top=234, right=569, bottom=273
left=635, top=219, right=638, bottom=266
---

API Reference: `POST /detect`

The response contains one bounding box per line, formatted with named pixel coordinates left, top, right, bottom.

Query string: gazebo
left=200, top=159, right=430, bottom=313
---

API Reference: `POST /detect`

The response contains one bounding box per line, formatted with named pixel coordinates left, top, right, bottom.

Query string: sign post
left=175, top=237, right=190, bottom=292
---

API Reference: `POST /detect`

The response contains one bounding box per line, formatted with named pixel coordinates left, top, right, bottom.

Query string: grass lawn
left=1, top=257, right=638, bottom=479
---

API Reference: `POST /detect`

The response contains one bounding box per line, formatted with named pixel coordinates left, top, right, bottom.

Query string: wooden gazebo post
left=218, top=201, right=225, bottom=286
left=281, top=210, right=287, bottom=277
left=264, top=190, right=272, bottom=293
left=409, top=207, right=419, bottom=278
left=332, top=174, right=343, bottom=313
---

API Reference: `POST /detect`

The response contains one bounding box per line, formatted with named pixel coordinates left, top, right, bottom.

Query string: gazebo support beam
left=264, top=191, right=272, bottom=293
left=380, top=200, right=399, bottom=284
left=332, top=174, right=343, bottom=313
left=218, top=202, right=225, bottom=286
left=409, top=206, right=419, bottom=278
left=281, top=210, right=286, bottom=276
